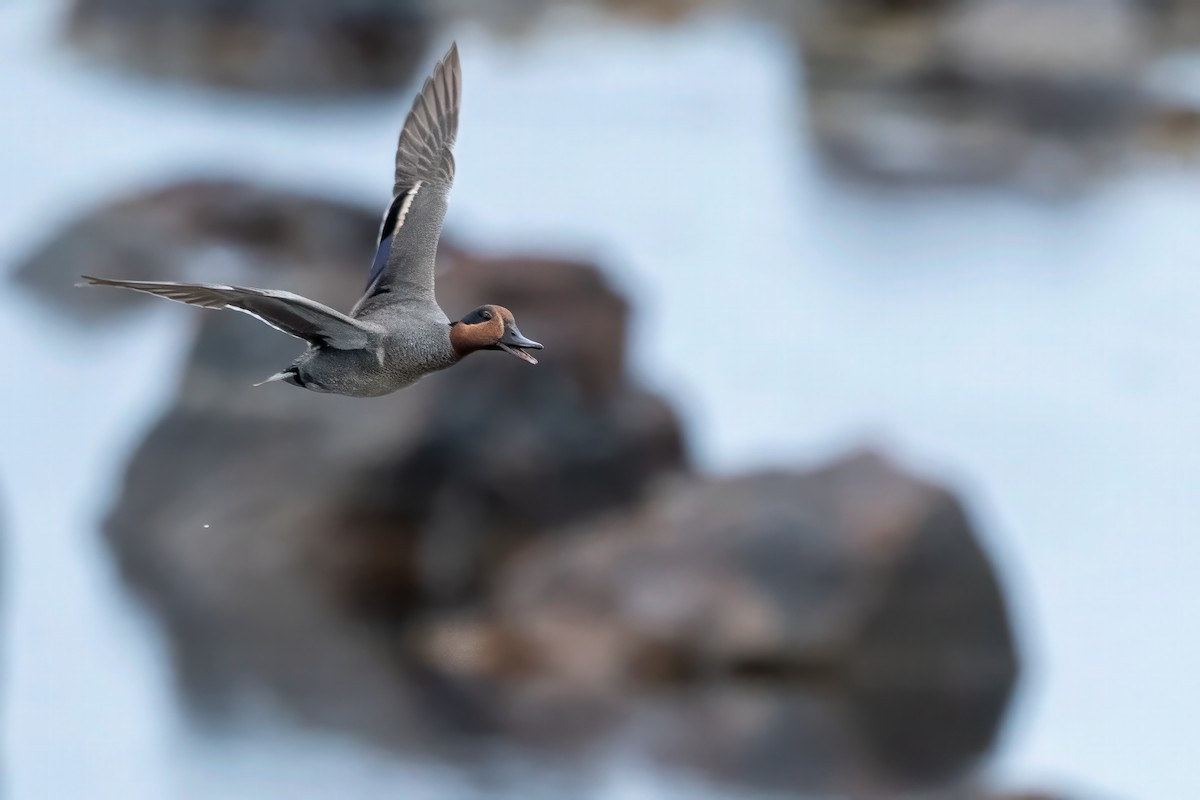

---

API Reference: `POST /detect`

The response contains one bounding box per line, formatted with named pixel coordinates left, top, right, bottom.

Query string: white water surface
left=2, top=1, right=1197, bottom=798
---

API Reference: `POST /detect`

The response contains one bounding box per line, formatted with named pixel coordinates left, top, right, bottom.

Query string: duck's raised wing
left=356, top=43, right=461, bottom=313
left=78, top=276, right=374, bottom=349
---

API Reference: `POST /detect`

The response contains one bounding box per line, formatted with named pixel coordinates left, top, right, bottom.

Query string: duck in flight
left=79, top=43, right=542, bottom=398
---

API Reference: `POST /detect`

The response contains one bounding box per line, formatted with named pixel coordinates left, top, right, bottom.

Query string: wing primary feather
left=392, top=42, right=461, bottom=193
left=78, top=275, right=371, bottom=349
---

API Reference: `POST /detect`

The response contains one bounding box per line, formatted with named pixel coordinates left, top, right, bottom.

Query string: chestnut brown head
left=450, top=304, right=543, bottom=364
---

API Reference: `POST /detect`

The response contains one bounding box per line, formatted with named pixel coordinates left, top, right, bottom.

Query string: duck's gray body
left=293, top=171, right=459, bottom=396
left=79, top=44, right=541, bottom=398
left=295, top=299, right=455, bottom=396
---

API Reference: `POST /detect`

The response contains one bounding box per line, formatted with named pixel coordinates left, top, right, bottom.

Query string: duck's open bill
left=497, top=343, right=538, bottom=365
left=498, top=328, right=543, bottom=364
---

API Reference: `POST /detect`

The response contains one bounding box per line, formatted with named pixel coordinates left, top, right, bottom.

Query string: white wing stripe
left=393, top=181, right=423, bottom=236
left=225, top=305, right=302, bottom=340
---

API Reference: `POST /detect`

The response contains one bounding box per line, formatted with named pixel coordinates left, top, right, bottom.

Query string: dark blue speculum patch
left=366, top=189, right=410, bottom=289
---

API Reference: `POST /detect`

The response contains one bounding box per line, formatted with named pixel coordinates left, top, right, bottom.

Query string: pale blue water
left=2, top=2, right=1197, bottom=797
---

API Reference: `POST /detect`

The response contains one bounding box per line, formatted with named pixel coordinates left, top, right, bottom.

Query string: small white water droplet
left=203, top=524, right=210, bottom=529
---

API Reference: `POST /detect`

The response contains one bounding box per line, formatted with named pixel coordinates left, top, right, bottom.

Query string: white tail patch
left=392, top=181, right=423, bottom=235
left=253, top=370, right=292, bottom=387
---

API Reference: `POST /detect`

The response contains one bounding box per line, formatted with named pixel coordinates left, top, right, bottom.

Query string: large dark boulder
left=421, top=451, right=1019, bottom=790
left=466, top=452, right=1017, bottom=693
left=65, top=0, right=432, bottom=95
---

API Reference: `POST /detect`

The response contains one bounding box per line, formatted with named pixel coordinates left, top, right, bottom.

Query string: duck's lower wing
left=78, top=276, right=374, bottom=350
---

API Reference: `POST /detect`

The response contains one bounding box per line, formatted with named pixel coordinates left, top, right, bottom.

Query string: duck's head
left=451, top=304, right=543, bottom=364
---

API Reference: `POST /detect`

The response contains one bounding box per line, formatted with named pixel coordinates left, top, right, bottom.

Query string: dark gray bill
left=501, top=328, right=543, bottom=350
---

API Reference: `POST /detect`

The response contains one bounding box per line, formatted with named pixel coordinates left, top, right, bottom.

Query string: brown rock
left=467, top=653, right=1015, bottom=793
left=65, top=0, right=432, bottom=96
left=479, top=451, right=1018, bottom=698
left=418, top=451, right=1020, bottom=792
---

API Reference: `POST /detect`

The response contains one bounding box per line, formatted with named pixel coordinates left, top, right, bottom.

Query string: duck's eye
left=480, top=311, right=492, bottom=321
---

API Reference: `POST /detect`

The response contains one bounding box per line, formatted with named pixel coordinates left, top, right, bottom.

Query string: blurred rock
left=791, top=0, right=1184, bottom=188
left=420, top=451, right=1018, bottom=790
left=65, top=0, right=432, bottom=95
left=442, top=0, right=737, bottom=31
left=476, top=680, right=1022, bottom=794
left=1156, top=0, right=1200, bottom=48
left=944, top=0, right=1144, bottom=82
left=589, top=0, right=724, bottom=22
left=461, top=451, right=1017, bottom=696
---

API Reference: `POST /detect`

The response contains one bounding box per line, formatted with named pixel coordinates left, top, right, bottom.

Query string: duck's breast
left=382, top=316, right=457, bottom=380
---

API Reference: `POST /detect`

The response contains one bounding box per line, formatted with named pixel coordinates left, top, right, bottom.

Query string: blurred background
left=1, top=0, right=1197, bottom=797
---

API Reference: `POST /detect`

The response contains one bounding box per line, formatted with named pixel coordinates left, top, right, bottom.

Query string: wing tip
left=393, top=41, right=462, bottom=189
left=426, top=42, right=459, bottom=98
left=433, top=40, right=461, bottom=113
left=445, top=41, right=461, bottom=101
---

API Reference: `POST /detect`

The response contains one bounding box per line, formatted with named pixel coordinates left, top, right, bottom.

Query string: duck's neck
left=449, top=322, right=489, bottom=361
